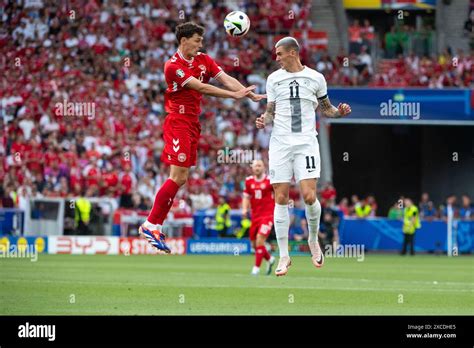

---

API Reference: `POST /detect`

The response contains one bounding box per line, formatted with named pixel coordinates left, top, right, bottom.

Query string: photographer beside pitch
left=256, top=37, right=351, bottom=276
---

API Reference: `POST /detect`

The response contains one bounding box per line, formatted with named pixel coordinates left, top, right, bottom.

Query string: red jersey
left=244, top=175, right=274, bottom=218
left=164, top=50, right=223, bottom=118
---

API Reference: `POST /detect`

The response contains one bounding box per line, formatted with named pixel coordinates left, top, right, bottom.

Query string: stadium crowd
left=1, top=0, right=473, bottom=222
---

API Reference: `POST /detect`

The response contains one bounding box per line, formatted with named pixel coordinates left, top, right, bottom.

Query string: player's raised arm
left=186, top=77, right=255, bottom=99
left=317, top=95, right=352, bottom=118
left=256, top=101, right=275, bottom=129
left=216, top=72, right=266, bottom=102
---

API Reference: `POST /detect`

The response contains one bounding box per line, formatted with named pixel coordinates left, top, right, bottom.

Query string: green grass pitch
left=1, top=254, right=473, bottom=315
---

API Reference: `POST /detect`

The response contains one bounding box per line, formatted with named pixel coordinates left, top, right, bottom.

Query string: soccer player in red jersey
left=139, top=22, right=265, bottom=252
left=242, top=160, right=276, bottom=275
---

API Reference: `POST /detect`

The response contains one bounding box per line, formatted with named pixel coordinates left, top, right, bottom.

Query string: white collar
left=177, top=49, right=194, bottom=63
left=253, top=175, right=266, bottom=182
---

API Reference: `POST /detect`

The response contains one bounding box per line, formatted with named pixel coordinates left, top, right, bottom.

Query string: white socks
left=274, top=204, right=290, bottom=258
left=144, top=220, right=162, bottom=231
left=306, top=199, right=321, bottom=245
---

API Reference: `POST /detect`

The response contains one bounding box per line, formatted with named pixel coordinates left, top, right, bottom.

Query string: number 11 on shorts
left=305, top=156, right=316, bottom=169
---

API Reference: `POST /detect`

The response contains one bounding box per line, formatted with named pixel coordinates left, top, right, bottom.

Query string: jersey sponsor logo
left=176, top=69, right=185, bottom=78
left=178, top=153, right=187, bottom=162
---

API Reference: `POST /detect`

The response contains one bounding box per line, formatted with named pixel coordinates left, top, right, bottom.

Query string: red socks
left=255, top=245, right=271, bottom=267
left=147, top=179, right=180, bottom=225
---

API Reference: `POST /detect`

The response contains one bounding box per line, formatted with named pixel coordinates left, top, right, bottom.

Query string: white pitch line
left=2, top=278, right=473, bottom=293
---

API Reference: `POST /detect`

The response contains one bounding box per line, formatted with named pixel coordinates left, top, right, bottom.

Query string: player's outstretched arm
left=318, top=96, right=351, bottom=118
left=255, top=102, right=275, bottom=129
left=186, top=77, right=255, bottom=99
left=216, top=72, right=266, bottom=102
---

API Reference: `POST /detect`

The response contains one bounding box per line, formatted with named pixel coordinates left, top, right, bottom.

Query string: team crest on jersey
left=199, top=64, right=206, bottom=71
left=270, top=170, right=275, bottom=178
left=178, top=153, right=187, bottom=162
left=176, top=69, right=185, bottom=78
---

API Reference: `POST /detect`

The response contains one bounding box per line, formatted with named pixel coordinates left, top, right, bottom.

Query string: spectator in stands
left=337, top=197, right=350, bottom=216
left=319, top=211, right=339, bottom=250
left=316, top=53, right=334, bottom=77
left=419, top=192, right=437, bottom=220
left=349, top=194, right=359, bottom=216
left=348, top=19, right=362, bottom=54
left=0, top=186, right=14, bottom=208
left=356, top=45, right=373, bottom=82
left=367, top=195, right=377, bottom=216
left=321, top=181, right=337, bottom=207
left=385, top=26, right=397, bottom=58
left=460, top=195, right=472, bottom=220
left=388, top=199, right=404, bottom=220
left=354, top=195, right=375, bottom=218
left=290, top=201, right=308, bottom=241
left=419, top=192, right=430, bottom=212
left=440, top=195, right=459, bottom=220
left=360, top=19, right=375, bottom=53
left=189, top=186, right=214, bottom=211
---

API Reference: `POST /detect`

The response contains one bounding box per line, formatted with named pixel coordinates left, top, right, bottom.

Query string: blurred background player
left=139, top=22, right=264, bottom=252
left=242, top=160, right=276, bottom=276
left=256, top=37, right=351, bottom=276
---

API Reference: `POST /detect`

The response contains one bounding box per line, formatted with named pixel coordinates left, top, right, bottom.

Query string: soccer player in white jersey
left=256, top=37, right=351, bottom=276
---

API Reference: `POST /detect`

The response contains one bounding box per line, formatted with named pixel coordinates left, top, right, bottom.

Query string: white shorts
left=269, top=134, right=321, bottom=184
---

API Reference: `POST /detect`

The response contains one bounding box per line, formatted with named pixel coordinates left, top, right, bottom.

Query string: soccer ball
left=224, top=11, right=250, bottom=37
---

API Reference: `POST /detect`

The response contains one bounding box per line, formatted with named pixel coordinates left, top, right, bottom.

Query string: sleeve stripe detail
left=181, top=76, right=193, bottom=87
left=213, top=70, right=224, bottom=79
left=317, top=94, right=328, bottom=101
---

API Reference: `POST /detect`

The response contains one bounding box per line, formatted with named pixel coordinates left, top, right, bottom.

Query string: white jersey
left=266, top=66, right=327, bottom=136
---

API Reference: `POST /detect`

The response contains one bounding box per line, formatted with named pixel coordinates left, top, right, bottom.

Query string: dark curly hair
left=175, top=22, right=205, bottom=45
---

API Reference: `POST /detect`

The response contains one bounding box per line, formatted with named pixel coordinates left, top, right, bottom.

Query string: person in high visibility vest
left=75, top=194, right=92, bottom=235
left=215, top=196, right=231, bottom=237
left=355, top=198, right=371, bottom=217
left=401, top=198, right=421, bottom=255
